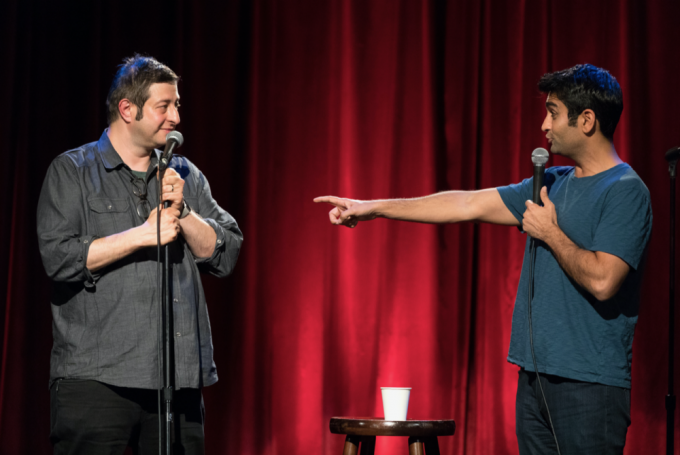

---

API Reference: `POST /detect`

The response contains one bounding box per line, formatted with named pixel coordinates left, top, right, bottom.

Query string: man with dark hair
left=315, top=63, right=651, bottom=454
left=537, top=63, right=623, bottom=141
left=105, top=54, right=181, bottom=124
left=38, top=55, right=243, bottom=454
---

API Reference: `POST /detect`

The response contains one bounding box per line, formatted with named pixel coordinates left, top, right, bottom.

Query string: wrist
left=134, top=223, right=155, bottom=248
left=369, top=200, right=385, bottom=218
left=543, top=223, right=563, bottom=247
left=179, top=199, right=192, bottom=219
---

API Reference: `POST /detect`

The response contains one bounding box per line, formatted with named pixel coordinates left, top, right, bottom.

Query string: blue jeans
left=515, top=369, right=630, bottom=455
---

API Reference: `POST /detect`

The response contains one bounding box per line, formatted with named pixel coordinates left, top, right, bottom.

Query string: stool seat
left=330, top=417, right=455, bottom=455
left=330, top=417, right=455, bottom=437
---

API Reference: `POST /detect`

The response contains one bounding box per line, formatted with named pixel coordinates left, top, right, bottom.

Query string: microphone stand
left=158, top=159, right=175, bottom=455
left=156, top=132, right=183, bottom=455
left=666, top=147, right=679, bottom=455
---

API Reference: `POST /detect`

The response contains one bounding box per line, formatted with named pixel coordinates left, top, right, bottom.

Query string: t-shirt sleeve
left=497, top=177, right=533, bottom=225
left=590, top=180, right=652, bottom=270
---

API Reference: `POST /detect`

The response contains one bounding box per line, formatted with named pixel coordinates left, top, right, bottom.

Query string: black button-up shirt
left=37, top=130, right=243, bottom=389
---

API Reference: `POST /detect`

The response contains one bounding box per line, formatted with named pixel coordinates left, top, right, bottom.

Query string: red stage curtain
left=0, top=1, right=678, bottom=454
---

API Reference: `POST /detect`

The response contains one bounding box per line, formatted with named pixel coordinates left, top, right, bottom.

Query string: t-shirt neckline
left=569, top=162, right=628, bottom=182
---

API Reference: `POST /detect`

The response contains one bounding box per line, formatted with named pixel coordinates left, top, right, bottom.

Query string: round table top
left=329, top=417, right=455, bottom=437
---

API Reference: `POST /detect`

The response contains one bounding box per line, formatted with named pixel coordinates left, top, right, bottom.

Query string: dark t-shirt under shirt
left=497, top=164, right=652, bottom=388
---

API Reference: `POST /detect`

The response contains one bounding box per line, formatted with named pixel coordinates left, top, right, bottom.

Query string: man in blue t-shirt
left=315, top=64, right=651, bottom=455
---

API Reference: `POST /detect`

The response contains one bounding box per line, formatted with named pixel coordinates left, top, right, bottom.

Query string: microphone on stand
left=159, top=131, right=184, bottom=210
left=532, top=147, right=550, bottom=204
left=664, top=146, right=680, bottom=162
left=665, top=146, right=680, bottom=455
left=156, top=130, right=184, bottom=455
left=160, top=131, right=184, bottom=172
left=665, top=146, right=680, bottom=178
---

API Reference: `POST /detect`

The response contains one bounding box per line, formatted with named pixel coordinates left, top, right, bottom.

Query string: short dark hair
left=106, top=54, right=179, bottom=125
left=538, top=64, right=623, bottom=141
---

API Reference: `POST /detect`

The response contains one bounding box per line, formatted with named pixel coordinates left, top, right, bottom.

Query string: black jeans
left=516, top=369, right=630, bottom=455
left=50, top=379, right=205, bottom=455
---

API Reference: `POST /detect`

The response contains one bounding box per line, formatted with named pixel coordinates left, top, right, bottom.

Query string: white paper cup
left=380, top=387, right=411, bottom=421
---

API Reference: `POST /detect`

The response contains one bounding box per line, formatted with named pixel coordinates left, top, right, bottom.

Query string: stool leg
left=343, top=435, right=361, bottom=455
left=408, top=437, right=425, bottom=455
left=424, top=437, right=441, bottom=455
left=359, top=436, right=376, bottom=455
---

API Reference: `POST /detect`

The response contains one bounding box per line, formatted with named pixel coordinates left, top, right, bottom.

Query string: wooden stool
left=329, top=417, right=455, bottom=455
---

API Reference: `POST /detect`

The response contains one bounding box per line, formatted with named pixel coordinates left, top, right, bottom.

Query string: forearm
left=541, top=228, right=626, bottom=301
left=374, top=189, right=517, bottom=225
left=86, top=226, right=146, bottom=272
left=372, top=192, right=465, bottom=223
left=179, top=212, right=217, bottom=258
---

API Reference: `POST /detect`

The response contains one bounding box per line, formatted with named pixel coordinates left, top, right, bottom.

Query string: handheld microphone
left=160, top=131, right=184, bottom=172
left=531, top=147, right=550, bottom=204
left=527, top=145, right=562, bottom=453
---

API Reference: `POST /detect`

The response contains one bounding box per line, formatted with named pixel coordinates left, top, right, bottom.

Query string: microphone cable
left=527, top=237, right=562, bottom=455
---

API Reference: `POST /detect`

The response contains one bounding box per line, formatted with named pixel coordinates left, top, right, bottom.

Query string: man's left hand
left=522, top=186, right=559, bottom=242
left=160, top=168, right=185, bottom=212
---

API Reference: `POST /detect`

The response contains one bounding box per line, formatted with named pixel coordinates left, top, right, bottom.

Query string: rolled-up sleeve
left=37, top=157, right=99, bottom=287
left=192, top=170, right=243, bottom=278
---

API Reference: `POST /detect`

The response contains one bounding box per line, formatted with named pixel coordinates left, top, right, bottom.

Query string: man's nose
left=168, top=106, right=180, bottom=125
left=541, top=115, right=550, bottom=132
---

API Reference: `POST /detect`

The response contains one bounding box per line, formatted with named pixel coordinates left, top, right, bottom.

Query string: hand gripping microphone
left=160, top=131, right=184, bottom=172
left=531, top=147, right=550, bottom=204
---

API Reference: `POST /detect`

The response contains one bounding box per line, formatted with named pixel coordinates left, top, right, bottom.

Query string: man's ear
left=118, top=99, right=136, bottom=124
left=580, top=109, right=597, bottom=136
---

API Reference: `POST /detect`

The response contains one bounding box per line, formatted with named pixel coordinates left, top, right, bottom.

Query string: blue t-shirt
left=497, top=164, right=652, bottom=388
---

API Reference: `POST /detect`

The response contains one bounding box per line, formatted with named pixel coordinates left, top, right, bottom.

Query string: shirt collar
left=96, top=129, right=124, bottom=170
left=96, top=129, right=162, bottom=173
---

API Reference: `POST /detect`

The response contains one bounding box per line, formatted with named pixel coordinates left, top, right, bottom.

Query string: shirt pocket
left=88, top=197, right=133, bottom=237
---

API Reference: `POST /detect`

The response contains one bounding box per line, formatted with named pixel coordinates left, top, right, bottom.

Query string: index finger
left=162, top=170, right=182, bottom=182
left=313, top=196, right=346, bottom=208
